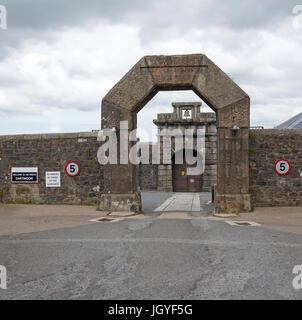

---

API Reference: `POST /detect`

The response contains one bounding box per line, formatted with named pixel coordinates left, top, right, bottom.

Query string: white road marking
left=225, top=221, right=261, bottom=227
left=153, top=194, right=177, bottom=212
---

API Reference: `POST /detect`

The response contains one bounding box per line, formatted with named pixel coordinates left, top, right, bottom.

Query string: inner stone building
left=138, top=102, right=217, bottom=193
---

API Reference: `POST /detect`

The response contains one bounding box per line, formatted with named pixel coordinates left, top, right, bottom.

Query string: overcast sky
left=0, top=0, right=301, bottom=139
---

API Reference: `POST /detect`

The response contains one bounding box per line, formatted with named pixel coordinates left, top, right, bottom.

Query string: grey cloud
left=0, top=0, right=298, bottom=62
left=0, top=0, right=301, bottom=133
left=1, top=1, right=298, bottom=40
left=133, top=0, right=298, bottom=43
left=0, top=0, right=150, bottom=53
left=30, top=98, right=99, bottom=112
left=0, top=27, right=58, bottom=59
left=1, top=0, right=150, bottom=29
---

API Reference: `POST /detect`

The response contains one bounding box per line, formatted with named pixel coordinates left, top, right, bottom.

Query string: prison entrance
left=172, top=149, right=203, bottom=192
left=172, top=164, right=203, bottom=192
left=101, top=53, right=251, bottom=214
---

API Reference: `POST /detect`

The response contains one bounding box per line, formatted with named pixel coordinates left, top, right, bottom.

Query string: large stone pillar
left=99, top=101, right=141, bottom=213
left=214, top=98, right=251, bottom=213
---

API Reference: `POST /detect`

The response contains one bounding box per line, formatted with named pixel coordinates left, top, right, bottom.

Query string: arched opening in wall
left=136, top=91, right=213, bottom=142
left=135, top=90, right=217, bottom=212
left=136, top=91, right=216, bottom=188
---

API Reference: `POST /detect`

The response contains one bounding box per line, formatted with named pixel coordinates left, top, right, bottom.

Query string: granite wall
left=1, top=129, right=302, bottom=208
left=249, top=129, right=302, bottom=207
left=0, top=132, right=103, bottom=204
left=138, top=164, right=158, bottom=190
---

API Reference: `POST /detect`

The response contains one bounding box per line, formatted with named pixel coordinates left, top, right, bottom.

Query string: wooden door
left=172, top=163, right=203, bottom=192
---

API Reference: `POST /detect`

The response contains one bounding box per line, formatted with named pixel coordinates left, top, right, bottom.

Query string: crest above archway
left=101, top=54, right=251, bottom=214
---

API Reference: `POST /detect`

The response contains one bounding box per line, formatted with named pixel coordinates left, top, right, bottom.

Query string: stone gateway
left=100, top=54, right=251, bottom=214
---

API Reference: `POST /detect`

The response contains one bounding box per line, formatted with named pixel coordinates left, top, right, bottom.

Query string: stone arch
left=101, top=54, right=251, bottom=214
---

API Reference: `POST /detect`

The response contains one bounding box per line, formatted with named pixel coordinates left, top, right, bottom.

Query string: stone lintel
left=172, top=102, right=202, bottom=108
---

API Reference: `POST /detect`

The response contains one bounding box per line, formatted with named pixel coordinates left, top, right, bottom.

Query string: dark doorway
left=172, top=149, right=203, bottom=192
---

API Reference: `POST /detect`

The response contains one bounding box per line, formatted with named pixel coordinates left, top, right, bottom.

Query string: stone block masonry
left=249, top=129, right=302, bottom=207
left=1, top=128, right=302, bottom=209
left=138, top=164, right=158, bottom=191
left=0, top=132, right=104, bottom=204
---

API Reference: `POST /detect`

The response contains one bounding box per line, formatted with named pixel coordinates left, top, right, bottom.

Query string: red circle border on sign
left=274, top=159, right=291, bottom=176
left=65, top=161, right=80, bottom=177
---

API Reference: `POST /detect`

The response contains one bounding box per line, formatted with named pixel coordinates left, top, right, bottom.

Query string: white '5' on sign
left=65, top=161, right=80, bottom=177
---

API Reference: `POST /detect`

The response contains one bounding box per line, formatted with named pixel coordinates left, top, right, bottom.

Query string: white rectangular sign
left=11, top=167, right=38, bottom=183
left=45, top=171, right=61, bottom=187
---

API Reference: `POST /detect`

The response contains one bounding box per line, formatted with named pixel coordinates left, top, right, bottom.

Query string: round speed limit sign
left=274, top=159, right=291, bottom=176
left=65, top=161, right=80, bottom=177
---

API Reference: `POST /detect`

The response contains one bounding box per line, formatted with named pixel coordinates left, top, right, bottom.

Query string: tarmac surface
left=1, top=192, right=302, bottom=299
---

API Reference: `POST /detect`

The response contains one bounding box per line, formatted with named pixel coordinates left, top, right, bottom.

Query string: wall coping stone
left=0, top=131, right=99, bottom=141
left=249, top=129, right=302, bottom=135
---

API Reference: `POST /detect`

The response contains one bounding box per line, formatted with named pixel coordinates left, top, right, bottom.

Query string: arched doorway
left=172, top=149, right=203, bottom=192
left=100, top=54, right=251, bottom=214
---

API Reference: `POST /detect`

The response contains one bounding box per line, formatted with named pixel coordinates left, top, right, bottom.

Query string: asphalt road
left=1, top=192, right=302, bottom=299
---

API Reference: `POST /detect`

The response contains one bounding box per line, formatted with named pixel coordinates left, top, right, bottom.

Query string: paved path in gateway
left=154, top=193, right=204, bottom=212
left=141, top=192, right=213, bottom=216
